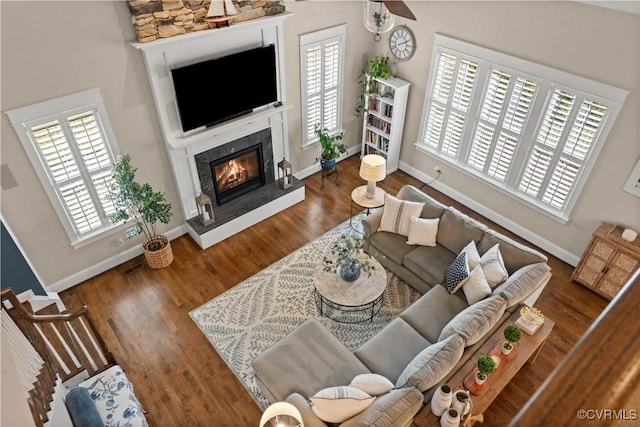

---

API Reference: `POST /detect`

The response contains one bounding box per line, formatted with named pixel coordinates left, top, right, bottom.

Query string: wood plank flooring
left=60, top=154, right=609, bottom=426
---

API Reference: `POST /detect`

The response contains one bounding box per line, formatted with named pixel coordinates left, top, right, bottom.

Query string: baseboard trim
left=399, top=161, right=580, bottom=266
left=47, top=225, right=189, bottom=293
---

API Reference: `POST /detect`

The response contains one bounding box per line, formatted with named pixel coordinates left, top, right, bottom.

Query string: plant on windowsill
left=315, top=124, right=347, bottom=171
left=475, top=355, right=497, bottom=385
left=107, top=153, right=174, bottom=269
left=354, top=55, right=392, bottom=117
left=502, top=324, right=523, bottom=355
left=323, top=233, right=376, bottom=282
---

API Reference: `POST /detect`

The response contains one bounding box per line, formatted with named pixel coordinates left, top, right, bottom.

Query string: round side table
left=350, top=185, right=386, bottom=232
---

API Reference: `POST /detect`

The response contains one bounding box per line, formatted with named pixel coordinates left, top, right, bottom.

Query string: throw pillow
left=395, top=334, right=465, bottom=391
left=350, top=373, right=395, bottom=396
left=406, top=217, right=439, bottom=246
left=65, top=387, right=105, bottom=427
left=378, top=194, right=425, bottom=237
left=460, top=240, right=481, bottom=270
left=480, top=243, right=509, bottom=287
left=438, top=294, right=508, bottom=346
left=462, top=265, right=492, bottom=305
left=444, top=252, right=469, bottom=294
left=310, top=386, right=375, bottom=423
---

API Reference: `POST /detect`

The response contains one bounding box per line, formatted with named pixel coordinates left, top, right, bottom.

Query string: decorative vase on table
left=440, top=408, right=460, bottom=427
left=320, top=157, right=336, bottom=171
left=430, top=384, right=453, bottom=416
left=340, top=259, right=362, bottom=282
left=451, top=390, right=471, bottom=421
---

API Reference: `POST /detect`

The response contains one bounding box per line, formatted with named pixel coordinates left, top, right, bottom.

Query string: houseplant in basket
left=323, top=233, right=375, bottom=282
left=475, top=354, right=497, bottom=385
left=314, top=124, right=346, bottom=171
left=107, top=153, right=174, bottom=269
left=502, top=324, right=523, bottom=355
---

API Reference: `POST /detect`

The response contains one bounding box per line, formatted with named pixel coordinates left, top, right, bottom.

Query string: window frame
left=417, top=34, right=628, bottom=222
left=299, top=24, right=347, bottom=148
left=5, top=88, right=121, bottom=247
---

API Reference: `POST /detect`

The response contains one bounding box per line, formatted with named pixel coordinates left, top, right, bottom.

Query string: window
left=6, top=88, right=120, bottom=246
left=299, top=24, right=346, bottom=146
left=418, top=34, right=628, bottom=221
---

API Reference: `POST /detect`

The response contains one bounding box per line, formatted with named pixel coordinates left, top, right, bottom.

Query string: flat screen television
left=171, top=44, right=278, bottom=133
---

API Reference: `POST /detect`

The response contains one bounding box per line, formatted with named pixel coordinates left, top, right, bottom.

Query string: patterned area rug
left=189, top=214, right=421, bottom=409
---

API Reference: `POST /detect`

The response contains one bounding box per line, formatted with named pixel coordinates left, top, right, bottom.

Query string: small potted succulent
left=315, top=124, right=346, bottom=171
left=502, top=324, right=523, bottom=355
left=475, top=355, right=497, bottom=385
left=323, top=233, right=375, bottom=282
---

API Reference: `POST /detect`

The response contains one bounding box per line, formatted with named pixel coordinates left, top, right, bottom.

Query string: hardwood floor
left=60, top=154, right=609, bottom=426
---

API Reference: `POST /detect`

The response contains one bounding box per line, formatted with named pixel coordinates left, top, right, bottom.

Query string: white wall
left=0, top=1, right=638, bottom=290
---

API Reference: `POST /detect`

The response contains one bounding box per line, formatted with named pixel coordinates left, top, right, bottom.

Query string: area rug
left=189, top=213, right=421, bottom=409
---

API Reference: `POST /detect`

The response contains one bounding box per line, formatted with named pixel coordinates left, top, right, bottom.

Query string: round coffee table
left=313, top=256, right=386, bottom=323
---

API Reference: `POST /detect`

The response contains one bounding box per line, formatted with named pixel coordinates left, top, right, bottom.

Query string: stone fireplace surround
left=133, top=12, right=304, bottom=249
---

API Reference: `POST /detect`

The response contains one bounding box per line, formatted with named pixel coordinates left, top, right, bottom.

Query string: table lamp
left=359, top=154, right=386, bottom=199
left=259, top=402, right=304, bottom=427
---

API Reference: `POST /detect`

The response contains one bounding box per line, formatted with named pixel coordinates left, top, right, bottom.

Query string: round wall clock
left=389, top=25, right=415, bottom=61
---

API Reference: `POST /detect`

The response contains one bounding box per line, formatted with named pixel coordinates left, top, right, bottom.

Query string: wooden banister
left=510, top=270, right=640, bottom=426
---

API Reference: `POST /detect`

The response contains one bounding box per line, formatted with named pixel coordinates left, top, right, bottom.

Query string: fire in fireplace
left=210, top=144, right=265, bottom=205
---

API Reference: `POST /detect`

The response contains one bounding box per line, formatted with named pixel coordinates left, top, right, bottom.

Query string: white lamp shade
left=359, top=154, right=386, bottom=182
left=259, top=402, right=304, bottom=427
left=363, top=0, right=395, bottom=34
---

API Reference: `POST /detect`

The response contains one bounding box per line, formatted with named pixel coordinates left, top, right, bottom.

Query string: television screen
left=171, top=44, right=278, bottom=133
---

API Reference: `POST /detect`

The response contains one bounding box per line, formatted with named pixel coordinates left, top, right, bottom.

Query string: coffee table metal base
left=314, top=288, right=383, bottom=323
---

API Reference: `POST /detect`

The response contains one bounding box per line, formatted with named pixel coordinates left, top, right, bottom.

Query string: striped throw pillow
left=378, top=194, right=425, bottom=237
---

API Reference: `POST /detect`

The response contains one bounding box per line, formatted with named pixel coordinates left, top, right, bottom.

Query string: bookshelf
left=360, top=76, right=410, bottom=173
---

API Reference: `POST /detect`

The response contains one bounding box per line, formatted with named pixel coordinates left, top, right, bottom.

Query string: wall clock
left=389, top=25, right=415, bottom=61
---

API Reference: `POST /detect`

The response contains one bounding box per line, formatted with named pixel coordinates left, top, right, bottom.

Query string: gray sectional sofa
left=252, top=185, right=552, bottom=427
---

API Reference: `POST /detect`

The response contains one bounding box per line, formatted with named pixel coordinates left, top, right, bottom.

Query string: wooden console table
left=412, top=307, right=555, bottom=427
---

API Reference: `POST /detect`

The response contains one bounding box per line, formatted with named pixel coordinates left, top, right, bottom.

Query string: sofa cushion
left=437, top=208, right=487, bottom=254
left=350, top=373, right=394, bottom=396
left=444, top=252, right=470, bottom=294
left=396, top=185, right=447, bottom=219
left=65, top=387, right=104, bottom=427
left=310, top=386, right=375, bottom=424
left=252, top=318, right=371, bottom=402
left=355, top=318, right=430, bottom=384
left=370, top=231, right=416, bottom=265
left=479, top=243, right=509, bottom=287
left=438, top=294, right=508, bottom=346
left=395, top=334, right=465, bottom=391
left=478, top=230, right=547, bottom=275
left=402, top=245, right=456, bottom=288
left=407, top=217, right=439, bottom=246
left=400, top=285, right=469, bottom=343
left=462, top=266, right=492, bottom=305
left=379, top=194, right=425, bottom=236
left=491, top=262, right=552, bottom=308
left=340, top=387, right=424, bottom=427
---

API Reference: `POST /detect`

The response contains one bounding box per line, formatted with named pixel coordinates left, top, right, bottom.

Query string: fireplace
left=211, top=144, right=265, bottom=205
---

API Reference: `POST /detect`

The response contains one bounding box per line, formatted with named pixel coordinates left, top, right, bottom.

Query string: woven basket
left=143, top=235, right=173, bottom=269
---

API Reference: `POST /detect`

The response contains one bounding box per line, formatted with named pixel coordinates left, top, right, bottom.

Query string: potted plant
left=475, top=354, right=497, bottom=385
left=502, top=324, right=523, bottom=355
left=315, top=124, right=346, bottom=171
left=323, top=233, right=376, bottom=282
left=107, top=153, right=174, bottom=269
left=355, top=55, right=392, bottom=117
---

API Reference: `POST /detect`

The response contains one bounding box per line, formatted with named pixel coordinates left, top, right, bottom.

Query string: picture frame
left=623, top=158, right=640, bottom=197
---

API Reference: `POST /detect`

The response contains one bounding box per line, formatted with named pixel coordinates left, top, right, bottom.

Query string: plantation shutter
left=423, top=51, right=478, bottom=158
left=300, top=25, right=345, bottom=146
left=29, top=108, right=116, bottom=236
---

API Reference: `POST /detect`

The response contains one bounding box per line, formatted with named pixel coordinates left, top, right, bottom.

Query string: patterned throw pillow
left=378, top=194, right=425, bottom=237
left=444, top=252, right=469, bottom=294
left=310, top=386, right=375, bottom=423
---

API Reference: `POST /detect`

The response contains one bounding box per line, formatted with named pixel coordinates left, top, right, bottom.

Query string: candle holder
left=195, top=193, right=215, bottom=226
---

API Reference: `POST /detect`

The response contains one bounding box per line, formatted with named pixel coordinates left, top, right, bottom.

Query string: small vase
left=474, top=372, right=486, bottom=385
left=440, top=408, right=460, bottom=427
left=340, top=259, right=361, bottom=282
left=452, top=390, right=471, bottom=420
left=320, top=157, right=336, bottom=171
left=430, top=384, right=453, bottom=416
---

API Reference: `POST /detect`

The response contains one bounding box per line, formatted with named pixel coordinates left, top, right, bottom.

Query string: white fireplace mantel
left=132, top=12, right=304, bottom=248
